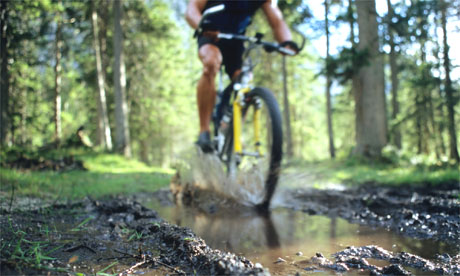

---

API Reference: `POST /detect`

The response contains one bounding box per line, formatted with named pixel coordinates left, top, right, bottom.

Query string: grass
left=0, top=151, right=174, bottom=200
left=1, top=147, right=457, bottom=199
left=1, top=217, right=69, bottom=274
left=284, top=158, right=459, bottom=188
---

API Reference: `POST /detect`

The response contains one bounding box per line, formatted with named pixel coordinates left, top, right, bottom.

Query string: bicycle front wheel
left=232, top=87, right=283, bottom=210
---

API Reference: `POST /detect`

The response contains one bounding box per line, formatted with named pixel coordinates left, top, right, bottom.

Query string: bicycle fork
left=233, top=88, right=263, bottom=158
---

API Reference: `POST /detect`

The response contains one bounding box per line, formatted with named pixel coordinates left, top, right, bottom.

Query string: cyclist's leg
left=219, top=38, right=244, bottom=80
left=197, top=42, right=222, bottom=134
left=213, top=39, right=244, bottom=125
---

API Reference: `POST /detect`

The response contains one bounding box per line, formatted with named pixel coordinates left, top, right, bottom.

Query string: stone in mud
left=274, top=257, right=286, bottom=264
left=329, top=245, right=460, bottom=275
left=381, top=264, right=411, bottom=275
left=310, top=252, right=349, bottom=272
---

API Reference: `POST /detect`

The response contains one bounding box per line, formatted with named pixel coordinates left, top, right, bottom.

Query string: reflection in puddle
left=141, top=198, right=457, bottom=275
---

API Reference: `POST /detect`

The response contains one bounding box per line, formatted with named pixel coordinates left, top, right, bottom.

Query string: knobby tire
left=225, top=87, right=283, bottom=211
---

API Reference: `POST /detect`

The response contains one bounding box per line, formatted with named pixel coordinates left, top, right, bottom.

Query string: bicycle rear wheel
left=229, top=87, right=283, bottom=210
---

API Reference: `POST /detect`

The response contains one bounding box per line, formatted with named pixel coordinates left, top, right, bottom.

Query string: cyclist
left=186, top=0, right=299, bottom=153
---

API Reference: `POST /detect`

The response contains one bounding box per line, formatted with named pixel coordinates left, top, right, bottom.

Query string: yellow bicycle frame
left=233, top=88, right=262, bottom=156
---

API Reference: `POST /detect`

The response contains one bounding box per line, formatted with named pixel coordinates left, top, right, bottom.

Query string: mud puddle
left=139, top=186, right=459, bottom=275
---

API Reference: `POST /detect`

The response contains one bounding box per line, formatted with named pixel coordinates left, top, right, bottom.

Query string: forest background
left=1, top=0, right=459, bottom=173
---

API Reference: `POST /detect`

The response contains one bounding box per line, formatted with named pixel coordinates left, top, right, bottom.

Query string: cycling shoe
left=195, top=131, right=214, bottom=153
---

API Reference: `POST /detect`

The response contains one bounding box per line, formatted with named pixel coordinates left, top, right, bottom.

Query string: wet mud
left=1, top=180, right=459, bottom=275
left=0, top=197, right=265, bottom=275
left=281, top=182, right=460, bottom=246
left=302, top=245, right=459, bottom=275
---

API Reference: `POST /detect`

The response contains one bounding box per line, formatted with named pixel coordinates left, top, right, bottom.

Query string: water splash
left=175, top=148, right=268, bottom=206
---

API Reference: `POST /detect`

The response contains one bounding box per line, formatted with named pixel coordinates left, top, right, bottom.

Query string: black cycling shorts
left=198, top=35, right=244, bottom=79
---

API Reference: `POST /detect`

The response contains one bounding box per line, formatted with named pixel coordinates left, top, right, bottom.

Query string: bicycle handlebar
left=217, top=33, right=298, bottom=56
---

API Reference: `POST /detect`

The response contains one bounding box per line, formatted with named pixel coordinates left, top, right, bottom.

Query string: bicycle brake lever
left=293, top=26, right=307, bottom=52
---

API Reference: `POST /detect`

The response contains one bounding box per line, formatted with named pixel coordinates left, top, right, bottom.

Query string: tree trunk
left=91, top=3, right=112, bottom=151
left=436, top=90, right=447, bottom=156
left=441, top=0, right=459, bottom=163
left=419, top=41, right=429, bottom=154
left=113, top=0, right=131, bottom=157
left=140, top=138, right=149, bottom=164
left=433, top=11, right=446, bottom=156
left=354, top=0, right=387, bottom=158
left=99, top=0, right=109, bottom=92
left=54, top=8, right=62, bottom=145
left=386, top=0, right=401, bottom=149
left=347, top=0, right=362, bottom=153
left=0, top=0, right=8, bottom=147
left=325, top=0, right=335, bottom=159
left=428, top=89, right=440, bottom=158
left=415, top=92, right=422, bottom=154
left=19, top=89, right=26, bottom=145
left=282, top=56, right=293, bottom=158
left=419, top=38, right=437, bottom=156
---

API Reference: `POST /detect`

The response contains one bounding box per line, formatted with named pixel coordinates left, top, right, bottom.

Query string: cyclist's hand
left=202, top=30, right=220, bottom=42
left=280, top=40, right=300, bottom=56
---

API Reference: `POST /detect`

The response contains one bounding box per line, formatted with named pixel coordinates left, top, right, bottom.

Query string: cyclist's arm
left=261, top=0, right=293, bottom=43
left=185, top=0, right=207, bottom=30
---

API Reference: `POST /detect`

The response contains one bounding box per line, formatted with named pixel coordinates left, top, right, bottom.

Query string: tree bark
left=282, top=56, right=293, bottom=158
left=0, top=0, right=8, bottom=147
left=415, top=92, right=423, bottom=154
left=441, top=0, right=459, bottom=163
left=91, top=3, right=112, bottom=151
left=99, top=0, right=109, bottom=92
left=354, top=0, right=387, bottom=158
left=347, top=0, right=362, bottom=154
left=113, top=0, right=131, bottom=157
left=325, top=0, right=335, bottom=159
left=419, top=41, right=429, bottom=154
left=386, top=0, right=401, bottom=149
left=419, top=39, right=437, bottom=156
left=54, top=6, right=62, bottom=145
left=433, top=11, right=446, bottom=156
left=140, top=138, right=149, bottom=164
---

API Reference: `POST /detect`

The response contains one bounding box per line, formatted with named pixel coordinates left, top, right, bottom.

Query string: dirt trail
left=1, top=181, right=459, bottom=275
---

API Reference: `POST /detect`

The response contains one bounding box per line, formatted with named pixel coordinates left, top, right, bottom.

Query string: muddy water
left=141, top=197, right=457, bottom=275
left=157, top=154, right=459, bottom=274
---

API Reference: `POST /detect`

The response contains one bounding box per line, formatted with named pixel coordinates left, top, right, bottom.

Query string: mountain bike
left=197, top=5, right=305, bottom=210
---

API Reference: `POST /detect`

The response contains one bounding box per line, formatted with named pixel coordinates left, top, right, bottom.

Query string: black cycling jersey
left=201, top=0, right=266, bottom=34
